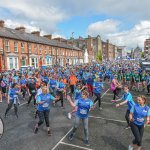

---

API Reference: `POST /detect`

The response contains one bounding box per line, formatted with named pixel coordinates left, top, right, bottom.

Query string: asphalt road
left=0, top=83, right=150, bottom=150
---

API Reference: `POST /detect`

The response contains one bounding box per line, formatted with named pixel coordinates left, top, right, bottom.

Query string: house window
left=49, top=47, right=51, bottom=54
left=34, top=44, right=37, bottom=54
left=30, top=57, right=38, bottom=68
left=8, top=57, right=18, bottom=69
left=21, top=57, right=26, bottom=66
left=57, top=48, right=59, bottom=55
left=14, top=41, right=18, bottom=52
left=5, top=40, right=10, bottom=52
left=44, top=46, right=47, bottom=54
left=52, top=47, right=54, bottom=55
left=39, top=45, right=42, bottom=54
left=21, top=42, right=25, bottom=53
left=28, top=43, right=31, bottom=53
left=14, top=57, right=18, bottom=68
left=9, top=58, right=13, bottom=69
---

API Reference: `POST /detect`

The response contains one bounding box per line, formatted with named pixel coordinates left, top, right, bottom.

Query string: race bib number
left=42, top=102, right=49, bottom=108
left=80, top=109, right=87, bottom=115
left=137, top=118, right=144, bottom=122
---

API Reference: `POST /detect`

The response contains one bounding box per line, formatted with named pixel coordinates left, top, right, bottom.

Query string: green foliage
left=141, top=52, right=145, bottom=58
left=96, top=52, right=102, bottom=62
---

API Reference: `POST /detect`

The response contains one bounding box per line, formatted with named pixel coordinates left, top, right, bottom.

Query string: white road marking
left=60, top=141, right=94, bottom=150
left=105, top=93, right=150, bottom=98
left=51, top=88, right=110, bottom=150
left=89, top=115, right=126, bottom=123
left=51, top=127, right=73, bottom=150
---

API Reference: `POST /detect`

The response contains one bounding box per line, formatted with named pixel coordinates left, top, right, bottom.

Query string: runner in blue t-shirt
left=67, top=84, right=86, bottom=119
left=115, top=85, right=135, bottom=129
left=34, top=86, right=59, bottom=135
left=5, top=83, right=20, bottom=118
left=67, top=90, right=93, bottom=147
left=128, top=96, right=150, bottom=150
left=93, top=77, right=104, bottom=110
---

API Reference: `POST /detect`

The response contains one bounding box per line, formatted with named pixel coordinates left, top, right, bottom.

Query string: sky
left=0, top=0, right=150, bottom=49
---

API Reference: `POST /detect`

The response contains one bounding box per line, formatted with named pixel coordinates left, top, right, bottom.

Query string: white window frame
left=7, top=57, right=18, bottom=70
left=28, top=43, right=31, bottom=53
left=39, top=45, right=42, bottom=54
left=5, top=40, right=10, bottom=52
left=44, top=46, right=47, bottom=54
left=29, top=57, right=38, bottom=68
left=21, top=42, right=25, bottom=53
left=14, top=41, right=18, bottom=52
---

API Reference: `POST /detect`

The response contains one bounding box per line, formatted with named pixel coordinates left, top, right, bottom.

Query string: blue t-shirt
left=75, top=98, right=93, bottom=118
left=49, top=79, right=57, bottom=88
left=20, top=79, right=27, bottom=85
left=8, top=88, right=19, bottom=101
left=93, top=81, right=103, bottom=93
left=57, top=82, right=65, bottom=91
left=74, top=89, right=82, bottom=100
left=36, top=94, right=55, bottom=111
left=121, top=92, right=135, bottom=110
left=130, top=104, right=150, bottom=126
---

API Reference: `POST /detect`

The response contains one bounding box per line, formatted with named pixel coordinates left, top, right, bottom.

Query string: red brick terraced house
left=0, top=20, right=84, bottom=71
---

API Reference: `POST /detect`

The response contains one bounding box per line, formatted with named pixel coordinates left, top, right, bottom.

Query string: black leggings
left=21, top=88, right=26, bottom=98
left=130, top=122, right=144, bottom=146
left=70, top=85, right=74, bottom=94
left=37, top=110, right=50, bottom=127
left=113, top=87, right=121, bottom=100
left=28, top=93, right=36, bottom=105
left=125, top=110, right=130, bottom=126
left=147, top=85, right=150, bottom=93
left=55, top=91, right=63, bottom=107
left=5, top=101, right=18, bottom=116
left=94, top=93, right=101, bottom=107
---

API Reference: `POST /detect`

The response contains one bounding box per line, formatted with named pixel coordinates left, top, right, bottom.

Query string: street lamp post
left=71, top=32, right=74, bottom=65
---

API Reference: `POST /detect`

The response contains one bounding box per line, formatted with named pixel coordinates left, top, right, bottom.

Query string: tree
left=141, top=52, right=145, bottom=58
left=96, top=52, right=102, bottom=62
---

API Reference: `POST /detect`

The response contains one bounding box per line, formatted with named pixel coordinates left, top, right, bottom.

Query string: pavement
left=0, top=83, right=150, bottom=150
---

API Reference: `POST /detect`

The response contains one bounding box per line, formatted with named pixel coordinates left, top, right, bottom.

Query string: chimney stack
left=43, top=34, right=52, bottom=40
left=31, top=31, right=40, bottom=36
left=15, top=26, right=26, bottom=33
left=0, top=20, right=5, bottom=28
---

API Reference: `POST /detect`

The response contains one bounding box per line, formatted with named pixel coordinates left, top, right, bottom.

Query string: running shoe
left=125, top=126, right=131, bottom=129
left=68, top=133, right=74, bottom=141
left=67, top=112, right=72, bottom=119
left=34, top=127, right=38, bottom=134
left=84, top=140, right=90, bottom=147
left=99, top=107, right=102, bottom=110
left=15, top=113, right=18, bottom=118
left=128, top=145, right=133, bottom=150
left=48, top=130, right=52, bottom=136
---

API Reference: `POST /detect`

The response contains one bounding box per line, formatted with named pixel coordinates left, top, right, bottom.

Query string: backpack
left=1, top=80, right=6, bottom=87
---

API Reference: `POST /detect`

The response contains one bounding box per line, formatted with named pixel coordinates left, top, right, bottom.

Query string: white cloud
left=0, top=0, right=68, bottom=33
left=108, top=21, right=150, bottom=48
left=87, top=19, right=120, bottom=37
left=87, top=20, right=150, bottom=48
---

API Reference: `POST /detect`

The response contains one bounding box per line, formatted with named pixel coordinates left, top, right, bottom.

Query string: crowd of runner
left=0, top=60, right=150, bottom=150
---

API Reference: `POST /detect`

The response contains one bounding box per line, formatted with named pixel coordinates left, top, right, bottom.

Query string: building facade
left=144, top=38, right=150, bottom=58
left=0, top=20, right=84, bottom=70
left=133, top=46, right=142, bottom=59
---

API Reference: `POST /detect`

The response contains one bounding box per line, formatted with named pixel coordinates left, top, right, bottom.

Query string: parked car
left=140, top=62, right=150, bottom=72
